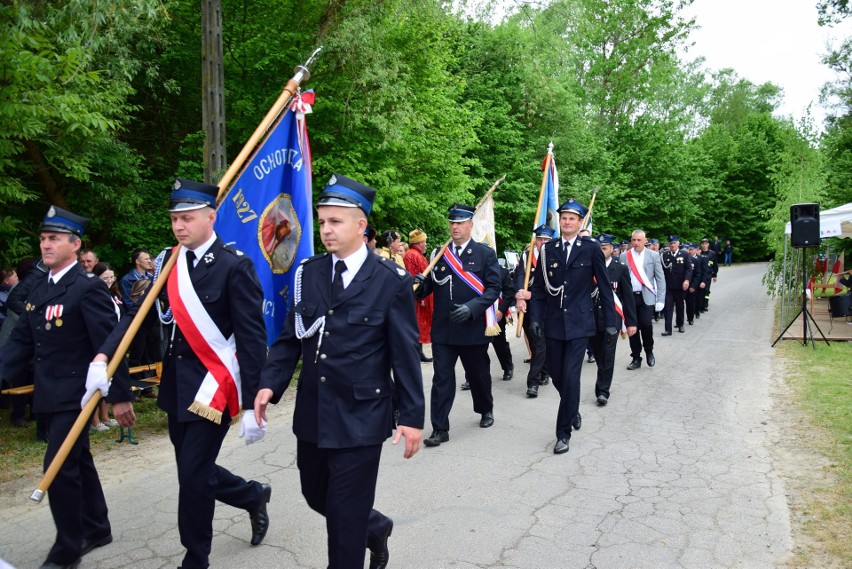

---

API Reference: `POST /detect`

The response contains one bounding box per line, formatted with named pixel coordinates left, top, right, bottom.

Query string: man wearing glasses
left=619, top=230, right=665, bottom=370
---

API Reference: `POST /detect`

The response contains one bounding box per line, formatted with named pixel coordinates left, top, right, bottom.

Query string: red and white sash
left=443, top=247, right=500, bottom=336
left=625, top=249, right=656, bottom=294
left=167, top=246, right=241, bottom=424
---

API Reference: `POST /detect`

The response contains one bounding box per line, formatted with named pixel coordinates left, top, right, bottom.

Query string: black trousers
left=297, top=440, right=388, bottom=569
left=431, top=343, right=492, bottom=431
left=686, top=289, right=699, bottom=322
left=628, top=293, right=655, bottom=360
left=701, top=282, right=712, bottom=310
left=521, top=314, right=548, bottom=387
left=490, top=317, right=513, bottom=371
left=168, top=415, right=263, bottom=569
left=545, top=337, right=586, bottom=440
left=589, top=329, right=619, bottom=398
left=43, top=410, right=111, bottom=565
left=664, top=288, right=686, bottom=331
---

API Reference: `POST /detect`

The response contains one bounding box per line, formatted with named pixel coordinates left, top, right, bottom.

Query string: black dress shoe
left=626, top=358, right=642, bottom=370
left=12, top=417, right=29, bottom=428
left=502, top=367, right=513, bottom=381
left=538, top=374, right=550, bottom=386
left=81, top=534, right=113, bottom=556
left=39, top=561, right=80, bottom=569
left=661, top=331, right=672, bottom=336
left=688, top=320, right=693, bottom=325
left=596, top=394, right=608, bottom=406
left=526, top=385, right=539, bottom=398
left=572, top=412, right=581, bottom=431
left=553, top=438, right=570, bottom=454
left=646, top=353, right=655, bottom=367
left=249, top=483, right=272, bottom=545
left=423, top=430, right=449, bottom=447
left=460, top=381, right=470, bottom=391
left=586, top=354, right=595, bottom=363
left=678, top=326, right=684, bottom=333
left=419, top=353, right=433, bottom=363
left=480, top=411, right=494, bottom=428
left=695, top=313, right=700, bottom=319
left=368, top=517, right=393, bottom=569
left=523, top=358, right=532, bottom=363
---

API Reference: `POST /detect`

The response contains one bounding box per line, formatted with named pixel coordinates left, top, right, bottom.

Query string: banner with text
left=215, top=92, right=315, bottom=345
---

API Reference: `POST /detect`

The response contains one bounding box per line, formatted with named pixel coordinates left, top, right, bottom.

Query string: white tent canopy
left=785, top=202, right=852, bottom=239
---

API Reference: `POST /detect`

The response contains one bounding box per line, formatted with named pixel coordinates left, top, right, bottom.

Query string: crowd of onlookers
left=0, top=248, right=163, bottom=440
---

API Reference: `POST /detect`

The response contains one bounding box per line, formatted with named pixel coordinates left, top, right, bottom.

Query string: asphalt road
left=0, top=262, right=792, bottom=568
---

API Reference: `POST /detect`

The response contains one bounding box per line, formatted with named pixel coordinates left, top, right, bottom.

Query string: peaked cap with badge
left=41, top=205, right=89, bottom=237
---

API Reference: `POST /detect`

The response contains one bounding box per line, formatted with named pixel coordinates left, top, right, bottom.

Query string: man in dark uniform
left=699, top=237, right=718, bottom=312
left=661, top=235, right=693, bottom=335
left=529, top=199, right=617, bottom=454
left=514, top=225, right=553, bottom=398
left=255, top=174, right=424, bottom=569
left=686, top=243, right=707, bottom=324
left=95, top=179, right=271, bottom=569
left=2, top=206, right=135, bottom=569
left=414, top=203, right=502, bottom=446
left=491, top=262, right=516, bottom=381
left=590, top=234, right=637, bottom=406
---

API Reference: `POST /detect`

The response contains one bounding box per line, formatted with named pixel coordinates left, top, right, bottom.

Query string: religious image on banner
left=215, top=91, right=315, bottom=345
left=472, top=193, right=497, bottom=252
left=259, top=194, right=302, bottom=273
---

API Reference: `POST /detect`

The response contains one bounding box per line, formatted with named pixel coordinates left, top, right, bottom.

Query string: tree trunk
left=201, top=0, right=226, bottom=185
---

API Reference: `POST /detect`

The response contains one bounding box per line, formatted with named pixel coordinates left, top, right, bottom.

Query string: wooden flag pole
left=413, top=175, right=506, bottom=291
left=516, top=144, right=554, bottom=337
left=30, top=48, right=322, bottom=504
left=581, top=186, right=600, bottom=231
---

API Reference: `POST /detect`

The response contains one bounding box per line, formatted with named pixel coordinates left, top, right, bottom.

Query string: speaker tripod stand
left=772, top=251, right=830, bottom=348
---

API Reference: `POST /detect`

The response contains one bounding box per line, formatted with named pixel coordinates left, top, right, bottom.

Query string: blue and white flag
left=537, top=150, right=559, bottom=234
left=215, top=91, right=315, bottom=345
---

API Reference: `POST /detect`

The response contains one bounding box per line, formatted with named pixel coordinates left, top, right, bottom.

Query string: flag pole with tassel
left=30, top=48, right=323, bottom=504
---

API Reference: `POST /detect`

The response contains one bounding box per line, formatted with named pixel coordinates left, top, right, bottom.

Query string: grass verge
left=0, top=393, right=168, bottom=485
left=777, top=340, right=851, bottom=564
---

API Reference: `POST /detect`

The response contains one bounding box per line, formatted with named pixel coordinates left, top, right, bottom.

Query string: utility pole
left=201, top=0, right=226, bottom=184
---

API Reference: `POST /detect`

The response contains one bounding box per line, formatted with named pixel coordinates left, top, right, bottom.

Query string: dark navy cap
left=620, top=240, right=630, bottom=246
left=40, top=206, right=88, bottom=237
left=448, top=203, right=475, bottom=222
left=169, top=178, right=218, bottom=211
left=557, top=198, right=587, bottom=217
left=364, top=225, right=377, bottom=240
left=317, top=173, right=376, bottom=216
left=533, top=224, right=555, bottom=238
left=701, top=237, right=710, bottom=243
left=648, top=238, right=659, bottom=245
left=668, top=235, right=680, bottom=243
left=596, top=233, right=615, bottom=245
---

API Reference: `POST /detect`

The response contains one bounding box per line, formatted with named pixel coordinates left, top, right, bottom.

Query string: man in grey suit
left=619, top=230, right=665, bottom=370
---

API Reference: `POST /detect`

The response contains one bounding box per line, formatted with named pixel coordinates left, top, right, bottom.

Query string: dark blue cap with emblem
left=169, top=178, right=219, bottom=211
left=448, top=203, right=475, bottom=222
left=317, top=173, right=376, bottom=216
left=668, top=235, right=680, bottom=243
left=596, top=233, right=615, bottom=245
left=41, top=206, right=88, bottom=237
left=557, top=198, right=587, bottom=218
left=648, top=238, right=659, bottom=245
left=533, top=224, right=555, bottom=238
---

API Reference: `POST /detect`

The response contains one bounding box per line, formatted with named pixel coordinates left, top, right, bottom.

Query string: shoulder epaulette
left=301, top=253, right=327, bottom=265
left=377, top=259, right=409, bottom=280
left=222, top=244, right=245, bottom=257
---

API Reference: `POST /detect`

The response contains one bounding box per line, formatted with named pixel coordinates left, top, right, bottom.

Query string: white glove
left=238, top=410, right=267, bottom=445
left=654, top=302, right=664, bottom=312
left=81, top=362, right=110, bottom=408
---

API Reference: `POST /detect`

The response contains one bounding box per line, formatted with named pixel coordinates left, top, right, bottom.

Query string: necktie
left=332, top=260, right=347, bottom=300
left=455, top=246, right=462, bottom=258
left=186, top=250, right=196, bottom=272
left=565, top=240, right=572, bottom=263
left=48, top=277, right=55, bottom=287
